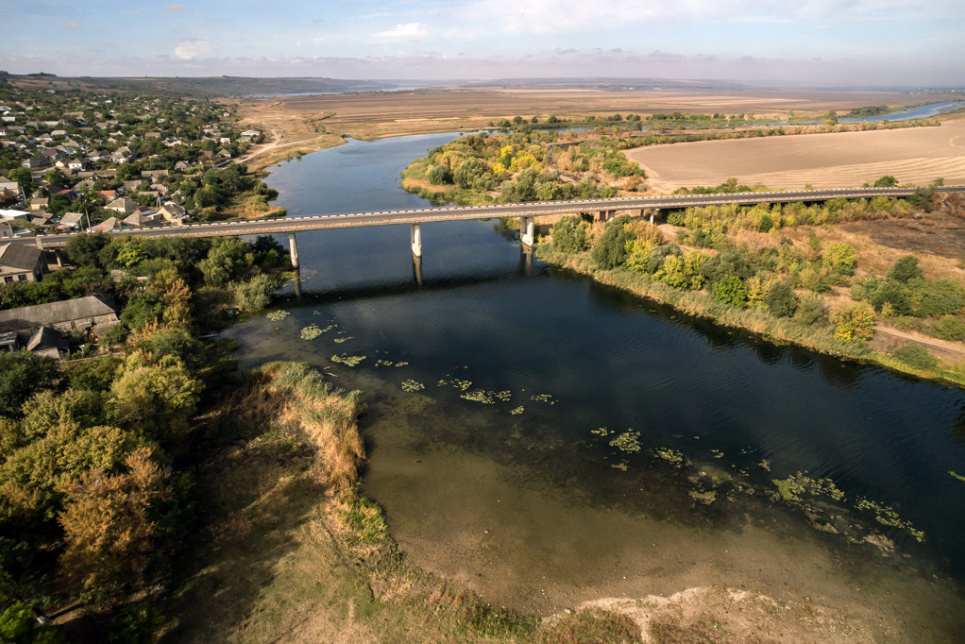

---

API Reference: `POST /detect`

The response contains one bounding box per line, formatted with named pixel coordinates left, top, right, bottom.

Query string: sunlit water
left=224, top=133, right=965, bottom=638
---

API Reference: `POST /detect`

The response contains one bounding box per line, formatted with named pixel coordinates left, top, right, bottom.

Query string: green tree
left=64, top=233, right=111, bottom=269
left=887, top=255, right=924, bottom=283
left=0, top=353, right=58, bottom=419
left=591, top=216, right=634, bottom=269
left=108, top=352, right=201, bottom=443
left=873, top=175, right=899, bottom=188
left=550, top=215, right=590, bottom=253
left=711, top=274, right=747, bottom=307
left=764, top=281, right=798, bottom=317
left=822, top=242, right=857, bottom=276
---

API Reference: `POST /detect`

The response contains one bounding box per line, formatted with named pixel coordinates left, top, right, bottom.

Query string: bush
left=888, top=255, right=923, bottom=283
left=831, top=301, right=876, bottom=341
left=591, top=216, right=634, bottom=269
left=933, top=315, right=965, bottom=341
left=764, top=281, right=798, bottom=317
left=711, top=274, right=747, bottom=307
left=892, top=343, right=939, bottom=370
left=794, top=293, right=829, bottom=326
left=550, top=215, right=590, bottom=253
left=823, top=242, right=857, bottom=276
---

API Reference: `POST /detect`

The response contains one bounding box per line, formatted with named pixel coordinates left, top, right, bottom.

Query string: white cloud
left=372, top=23, right=428, bottom=43
left=174, top=39, right=210, bottom=60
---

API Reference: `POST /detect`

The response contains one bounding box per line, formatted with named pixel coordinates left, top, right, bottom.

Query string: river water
left=225, top=132, right=965, bottom=639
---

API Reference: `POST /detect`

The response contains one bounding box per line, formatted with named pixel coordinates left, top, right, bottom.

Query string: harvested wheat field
left=627, top=119, right=965, bottom=192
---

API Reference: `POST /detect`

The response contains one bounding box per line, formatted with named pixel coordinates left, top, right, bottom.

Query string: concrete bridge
left=11, top=186, right=964, bottom=268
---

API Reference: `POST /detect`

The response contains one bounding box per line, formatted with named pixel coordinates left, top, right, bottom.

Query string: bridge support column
left=410, top=224, right=422, bottom=258
left=519, top=216, right=535, bottom=252
left=288, top=233, right=300, bottom=269
left=650, top=210, right=656, bottom=225
left=412, top=253, right=423, bottom=286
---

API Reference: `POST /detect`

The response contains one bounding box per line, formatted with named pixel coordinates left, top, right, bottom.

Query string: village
left=0, top=79, right=270, bottom=359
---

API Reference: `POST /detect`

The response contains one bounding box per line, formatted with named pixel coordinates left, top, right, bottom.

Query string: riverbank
left=536, top=244, right=965, bottom=389
left=164, top=361, right=965, bottom=643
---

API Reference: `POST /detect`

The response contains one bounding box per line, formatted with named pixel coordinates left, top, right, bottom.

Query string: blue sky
left=0, top=1, right=963, bottom=85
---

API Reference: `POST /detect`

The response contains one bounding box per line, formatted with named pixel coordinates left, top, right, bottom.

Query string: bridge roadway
left=12, top=186, right=965, bottom=251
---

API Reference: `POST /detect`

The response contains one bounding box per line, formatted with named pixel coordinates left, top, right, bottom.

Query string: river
left=224, top=132, right=965, bottom=639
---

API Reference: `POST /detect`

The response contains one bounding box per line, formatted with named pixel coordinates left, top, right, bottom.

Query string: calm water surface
left=226, top=133, right=965, bottom=634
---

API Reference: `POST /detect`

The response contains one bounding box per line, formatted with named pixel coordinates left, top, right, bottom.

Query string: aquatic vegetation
left=950, top=471, right=965, bottom=483
left=331, top=354, right=366, bottom=367
left=609, top=430, right=642, bottom=454
left=461, top=390, right=496, bottom=404
left=689, top=490, right=717, bottom=505
left=374, top=359, right=409, bottom=368
left=652, top=447, right=685, bottom=466
left=401, top=379, right=425, bottom=392
left=266, top=310, right=289, bottom=321
left=710, top=449, right=724, bottom=459
left=758, top=459, right=771, bottom=472
left=333, top=337, right=354, bottom=344
left=591, top=427, right=611, bottom=437
left=530, top=393, right=555, bottom=404
left=300, top=324, right=323, bottom=340
left=510, top=406, right=524, bottom=416
left=772, top=473, right=846, bottom=503
left=854, top=498, right=925, bottom=542
left=438, top=376, right=472, bottom=391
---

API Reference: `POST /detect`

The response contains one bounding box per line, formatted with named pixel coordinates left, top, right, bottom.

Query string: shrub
left=550, top=215, right=590, bottom=253
left=892, top=343, right=939, bottom=370
left=823, top=242, right=857, bottom=276
left=711, top=274, right=747, bottom=307
left=591, top=216, right=634, bottom=269
left=764, top=281, right=798, bottom=317
left=831, top=301, right=876, bottom=341
left=933, top=315, right=965, bottom=341
left=887, top=255, right=923, bottom=283
left=794, top=293, right=829, bottom=326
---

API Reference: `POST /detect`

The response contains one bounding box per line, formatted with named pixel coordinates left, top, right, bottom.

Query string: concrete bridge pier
left=412, top=253, right=423, bottom=286
left=520, top=247, right=533, bottom=277
left=292, top=269, right=303, bottom=298
left=519, top=216, right=535, bottom=252
left=288, top=233, right=300, bottom=269
left=410, top=224, right=422, bottom=258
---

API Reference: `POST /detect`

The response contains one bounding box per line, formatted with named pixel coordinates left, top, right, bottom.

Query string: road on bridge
left=9, top=186, right=964, bottom=248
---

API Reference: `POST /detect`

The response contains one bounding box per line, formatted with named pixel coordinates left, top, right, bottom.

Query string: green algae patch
left=950, top=471, right=965, bottom=483
left=609, top=430, right=642, bottom=454
left=855, top=498, right=925, bottom=543
left=401, top=379, right=425, bottom=392
left=653, top=447, right=685, bottom=467
left=266, top=310, right=290, bottom=321
left=331, top=354, right=367, bottom=367
left=510, top=406, right=524, bottom=416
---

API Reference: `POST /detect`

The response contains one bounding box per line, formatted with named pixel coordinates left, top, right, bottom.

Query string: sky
left=0, top=0, right=963, bottom=86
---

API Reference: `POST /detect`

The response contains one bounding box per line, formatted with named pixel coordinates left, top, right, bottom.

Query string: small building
left=123, top=210, right=162, bottom=228
left=0, top=243, right=47, bottom=283
left=58, top=212, right=85, bottom=231
left=158, top=202, right=189, bottom=225
left=0, top=295, right=119, bottom=340
left=106, top=197, right=138, bottom=214
left=91, top=216, right=124, bottom=232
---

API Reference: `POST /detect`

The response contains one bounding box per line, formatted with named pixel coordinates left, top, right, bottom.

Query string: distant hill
left=4, top=74, right=398, bottom=98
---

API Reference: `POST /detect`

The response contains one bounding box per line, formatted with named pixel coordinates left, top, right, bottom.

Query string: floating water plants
left=331, top=354, right=366, bottom=367
left=266, top=310, right=289, bottom=321
left=510, top=406, right=524, bottom=416
left=301, top=324, right=324, bottom=340
left=401, top=379, right=425, bottom=392
left=609, top=430, right=642, bottom=454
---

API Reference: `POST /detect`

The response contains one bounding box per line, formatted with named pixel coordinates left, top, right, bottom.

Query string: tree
left=591, top=216, right=634, bottom=269
left=64, top=233, right=111, bottom=269
left=874, top=175, right=899, bottom=188
left=887, top=255, right=923, bottom=283
left=822, top=242, right=857, bottom=276
left=764, top=281, right=798, bottom=318
left=59, top=448, right=171, bottom=597
left=550, top=215, right=589, bottom=254
left=0, top=353, right=58, bottom=419
left=832, top=301, right=876, bottom=341
left=108, top=352, right=201, bottom=443
left=711, top=274, right=747, bottom=307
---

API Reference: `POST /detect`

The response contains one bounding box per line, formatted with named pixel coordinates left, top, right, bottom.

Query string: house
left=58, top=212, right=85, bottom=231
left=22, top=156, right=50, bottom=169
left=91, top=216, right=125, bottom=232
left=29, top=198, right=48, bottom=211
left=0, top=243, right=47, bottom=283
left=0, top=176, right=23, bottom=202
left=158, top=202, right=189, bottom=225
left=25, top=326, right=66, bottom=359
left=0, top=295, right=119, bottom=352
left=123, top=210, right=162, bottom=227
left=105, top=197, right=138, bottom=214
